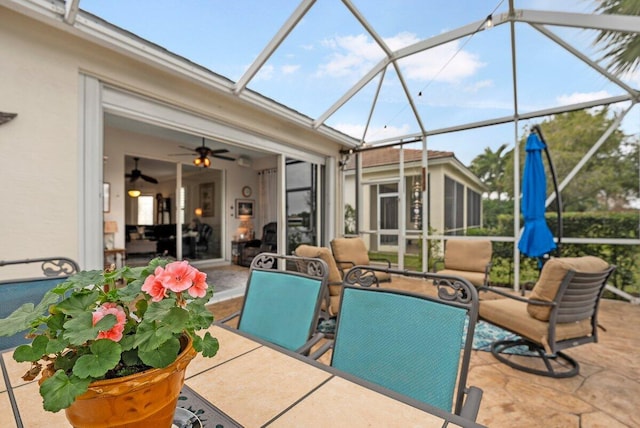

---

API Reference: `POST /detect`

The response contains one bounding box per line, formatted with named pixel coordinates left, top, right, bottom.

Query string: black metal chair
left=479, top=256, right=615, bottom=378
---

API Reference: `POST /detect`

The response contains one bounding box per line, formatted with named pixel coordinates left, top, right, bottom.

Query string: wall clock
left=242, top=186, right=252, bottom=197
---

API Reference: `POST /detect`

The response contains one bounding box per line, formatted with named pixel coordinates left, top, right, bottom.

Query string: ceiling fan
left=170, top=138, right=235, bottom=168
left=125, top=157, right=158, bottom=184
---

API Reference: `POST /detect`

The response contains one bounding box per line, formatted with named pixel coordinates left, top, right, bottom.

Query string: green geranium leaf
left=73, top=339, right=122, bottom=378
left=138, top=335, right=180, bottom=368
left=13, top=335, right=49, bottom=362
left=118, top=333, right=136, bottom=351
left=46, top=337, right=68, bottom=355
left=143, top=299, right=177, bottom=322
left=0, top=291, right=60, bottom=336
left=63, top=313, right=116, bottom=346
left=40, top=370, right=92, bottom=413
left=121, top=348, right=141, bottom=366
left=200, top=332, right=220, bottom=358
left=133, top=321, right=174, bottom=352
left=56, top=291, right=100, bottom=316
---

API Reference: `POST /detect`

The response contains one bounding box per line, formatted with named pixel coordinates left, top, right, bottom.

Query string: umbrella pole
left=532, top=125, right=563, bottom=255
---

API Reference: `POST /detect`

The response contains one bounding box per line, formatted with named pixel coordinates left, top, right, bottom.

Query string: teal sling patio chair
left=0, top=257, right=79, bottom=350
left=219, top=253, right=329, bottom=355
left=311, top=266, right=483, bottom=422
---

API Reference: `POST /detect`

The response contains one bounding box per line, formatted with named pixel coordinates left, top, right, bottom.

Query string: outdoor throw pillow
left=527, top=256, right=609, bottom=321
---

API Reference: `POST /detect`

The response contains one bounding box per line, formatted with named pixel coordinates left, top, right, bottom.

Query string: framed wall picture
left=235, top=199, right=254, bottom=218
left=103, top=182, right=110, bottom=213
left=199, top=182, right=215, bottom=217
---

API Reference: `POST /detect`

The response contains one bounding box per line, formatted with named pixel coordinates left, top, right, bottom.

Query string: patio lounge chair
left=433, top=239, right=492, bottom=287
left=478, top=256, right=615, bottom=378
left=219, top=253, right=328, bottom=355
left=330, top=237, right=392, bottom=284
left=311, top=266, right=483, bottom=421
left=294, top=244, right=344, bottom=318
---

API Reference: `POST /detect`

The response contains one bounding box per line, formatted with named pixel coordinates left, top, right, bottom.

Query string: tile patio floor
left=207, top=273, right=640, bottom=428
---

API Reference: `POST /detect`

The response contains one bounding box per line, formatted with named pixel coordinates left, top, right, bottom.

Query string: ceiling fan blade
left=210, top=149, right=229, bottom=154
left=167, top=153, right=193, bottom=156
left=141, top=174, right=159, bottom=184
left=212, top=154, right=235, bottom=161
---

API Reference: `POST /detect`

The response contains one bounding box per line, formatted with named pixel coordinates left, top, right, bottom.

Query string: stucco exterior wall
left=0, top=6, right=345, bottom=273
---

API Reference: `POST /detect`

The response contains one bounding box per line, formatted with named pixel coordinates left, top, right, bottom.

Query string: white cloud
left=556, top=90, right=611, bottom=105
left=621, top=69, right=640, bottom=86
left=281, top=64, right=300, bottom=74
left=465, top=79, right=494, bottom=93
left=316, top=31, right=484, bottom=84
left=253, top=64, right=274, bottom=81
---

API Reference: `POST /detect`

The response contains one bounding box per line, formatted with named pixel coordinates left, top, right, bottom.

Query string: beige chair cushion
left=527, top=256, right=609, bottom=321
left=436, top=269, right=486, bottom=287
left=330, top=237, right=391, bottom=284
left=331, top=237, right=370, bottom=267
left=294, top=245, right=342, bottom=284
left=294, top=245, right=343, bottom=316
left=480, top=298, right=592, bottom=354
left=443, top=240, right=492, bottom=273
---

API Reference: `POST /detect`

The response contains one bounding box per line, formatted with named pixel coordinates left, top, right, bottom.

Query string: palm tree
left=592, top=0, right=640, bottom=75
left=469, top=143, right=511, bottom=198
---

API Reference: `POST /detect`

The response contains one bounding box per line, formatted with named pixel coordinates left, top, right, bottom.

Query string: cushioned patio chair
left=478, top=256, right=615, bottom=378
left=433, top=239, right=492, bottom=287
left=310, top=266, right=483, bottom=421
left=294, top=244, right=344, bottom=318
left=219, top=253, right=328, bottom=355
left=330, top=237, right=392, bottom=284
left=0, top=257, right=79, bottom=350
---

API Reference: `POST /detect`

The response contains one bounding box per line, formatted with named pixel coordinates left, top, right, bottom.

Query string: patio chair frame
left=479, top=263, right=616, bottom=378
left=219, top=252, right=329, bottom=355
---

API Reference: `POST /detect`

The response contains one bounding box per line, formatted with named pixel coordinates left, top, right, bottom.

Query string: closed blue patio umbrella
left=518, top=131, right=557, bottom=258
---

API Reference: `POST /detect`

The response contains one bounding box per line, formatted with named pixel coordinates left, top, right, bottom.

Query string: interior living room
left=103, top=113, right=280, bottom=268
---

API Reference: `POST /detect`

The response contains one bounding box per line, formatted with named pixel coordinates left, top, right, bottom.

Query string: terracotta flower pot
left=64, top=335, right=197, bottom=428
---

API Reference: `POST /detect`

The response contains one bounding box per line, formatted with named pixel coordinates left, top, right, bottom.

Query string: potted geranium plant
left=0, top=258, right=219, bottom=425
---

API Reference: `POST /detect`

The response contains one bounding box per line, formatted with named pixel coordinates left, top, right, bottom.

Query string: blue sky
left=79, top=0, right=639, bottom=165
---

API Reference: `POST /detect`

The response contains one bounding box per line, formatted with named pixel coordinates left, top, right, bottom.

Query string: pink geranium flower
left=188, top=271, right=208, bottom=298
left=163, top=261, right=197, bottom=293
left=141, top=266, right=169, bottom=302
left=92, top=303, right=126, bottom=342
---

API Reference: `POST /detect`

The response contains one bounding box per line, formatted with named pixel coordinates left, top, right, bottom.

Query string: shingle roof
left=343, top=147, right=454, bottom=170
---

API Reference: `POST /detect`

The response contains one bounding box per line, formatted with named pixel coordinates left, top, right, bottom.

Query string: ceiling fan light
left=128, top=189, right=141, bottom=198
left=194, top=156, right=210, bottom=167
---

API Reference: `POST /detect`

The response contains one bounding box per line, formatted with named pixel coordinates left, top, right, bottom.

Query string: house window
left=467, top=188, right=481, bottom=228
left=137, top=195, right=154, bottom=225
left=444, top=176, right=464, bottom=235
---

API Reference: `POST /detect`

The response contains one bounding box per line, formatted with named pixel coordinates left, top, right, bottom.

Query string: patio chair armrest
left=218, top=311, right=240, bottom=324
left=308, top=339, right=334, bottom=360
left=295, top=332, right=325, bottom=356
left=460, top=386, right=483, bottom=422
left=483, top=261, right=493, bottom=286
left=370, top=257, right=392, bottom=268
left=334, top=259, right=355, bottom=275
left=478, top=286, right=555, bottom=306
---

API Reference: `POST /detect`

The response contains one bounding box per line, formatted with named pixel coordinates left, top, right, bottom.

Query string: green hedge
left=487, top=211, right=639, bottom=295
